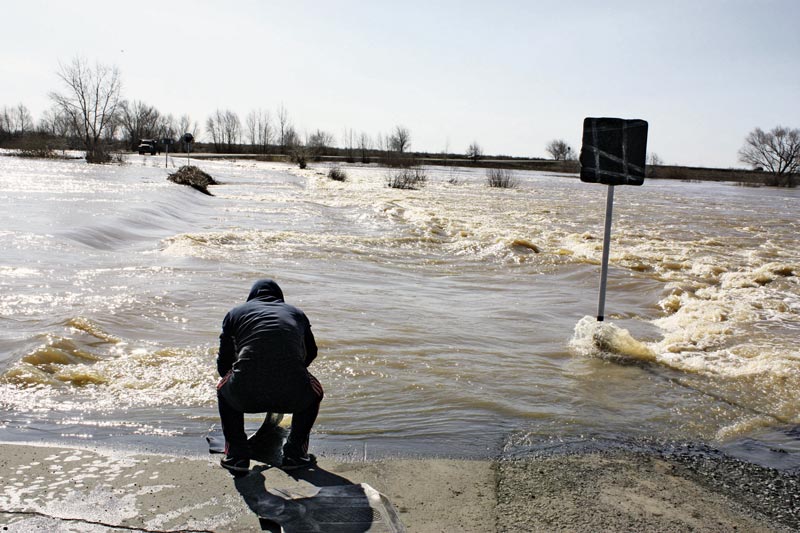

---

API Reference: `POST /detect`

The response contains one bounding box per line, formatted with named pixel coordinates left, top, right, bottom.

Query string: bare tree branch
left=49, top=57, right=122, bottom=162
left=545, top=139, right=574, bottom=161
left=739, top=126, right=800, bottom=187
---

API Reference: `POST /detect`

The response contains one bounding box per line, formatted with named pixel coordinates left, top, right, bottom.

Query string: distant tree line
left=1, top=56, right=797, bottom=187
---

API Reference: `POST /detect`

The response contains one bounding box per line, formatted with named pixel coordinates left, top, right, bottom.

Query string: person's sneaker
left=281, top=453, right=317, bottom=470
left=220, top=455, right=250, bottom=474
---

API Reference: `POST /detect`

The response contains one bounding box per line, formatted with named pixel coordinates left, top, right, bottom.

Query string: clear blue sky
left=2, top=0, right=798, bottom=167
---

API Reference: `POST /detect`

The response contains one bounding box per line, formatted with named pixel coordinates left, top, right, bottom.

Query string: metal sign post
left=579, top=117, right=648, bottom=322
left=183, top=132, right=194, bottom=166
left=162, top=137, right=174, bottom=169
left=596, top=185, right=615, bottom=321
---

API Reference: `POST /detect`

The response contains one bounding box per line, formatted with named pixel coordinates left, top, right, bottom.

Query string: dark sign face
left=579, top=118, right=648, bottom=186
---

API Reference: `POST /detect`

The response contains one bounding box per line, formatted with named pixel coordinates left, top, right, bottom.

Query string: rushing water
left=0, top=153, right=798, bottom=462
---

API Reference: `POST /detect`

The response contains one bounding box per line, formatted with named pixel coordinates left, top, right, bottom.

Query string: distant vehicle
left=137, top=139, right=158, bottom=155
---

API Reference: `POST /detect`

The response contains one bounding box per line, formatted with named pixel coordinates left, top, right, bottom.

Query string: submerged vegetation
left=486, top=168, right=518, bottom=188
left=328, top=166, right=347, bottom=182
left=387, top=167, right=428, bottom=190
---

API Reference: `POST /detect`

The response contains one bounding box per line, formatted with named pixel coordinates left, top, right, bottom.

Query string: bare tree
left=178, top=114, right=198, bottom=138
left=0, top=103, right=33, bottom=138
left=647, top=153, right=663, bottom=166
left=307, top=129, right=334, bottom=159
left=0, top=107, right=10, bottom=133
left=158, top=113, right=181, bottom=141
left=277, top=104, right=291, bottom=153
left=342, top=128, right=356, bottom=163
left=206, top=109, right=241, bottom=153
left=246, top=109, right=273, bottom=153
left=14, top=104, right=32, bottom=135
left=246, top=111, right=259, bottom=146
left=49, top=57, right=122, bottom=163
left=375, top=132, right=386, bottom=153
left=739, top=126, right=800, bottom=187
left=119, top=100, right=162, bottom=150
left=175, top=114, right=199, bottom=152
left=358, top=132, right=371, bottom=163
left=284, top=127, right=307, bottom=168
left=0, top=107, right=12, bottom=144
left=206, top=111, right=223, bottom=152
left=389, top=125, right=411, bottom=153
left=103, top=113, right=121, bottom=143
left=467, top=141, right=483, bottom=163
left=545, top=139, right=573, bottom=161
left=283, top=126, right=299, bottom=150
left=223, top=110, right=241, bottom=150
left=38, top=105, right=74, bottom=138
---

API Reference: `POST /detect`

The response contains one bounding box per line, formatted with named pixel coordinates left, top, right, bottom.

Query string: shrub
left=387, top=167, right=427, bottom=190
left=486, top=168, right=518, bottom=188
left=16, top=147, right=56, bottom=159
left=9, top=134, right=60, bottom=159
left=289, top=144, right=309, bottom=169
left=328, top=166, right=347, bottom=182
left=86, top=148, right=113, bottom=164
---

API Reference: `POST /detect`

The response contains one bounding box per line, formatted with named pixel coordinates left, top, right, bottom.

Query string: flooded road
left=1, top=153, right=797, bottom=460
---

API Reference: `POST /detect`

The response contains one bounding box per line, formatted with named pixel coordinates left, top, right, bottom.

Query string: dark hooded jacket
left=216, top=279, right=317, bottom=411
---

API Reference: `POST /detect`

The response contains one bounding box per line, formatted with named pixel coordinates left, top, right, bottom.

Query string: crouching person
left=216, top=279, right=323, bottom=474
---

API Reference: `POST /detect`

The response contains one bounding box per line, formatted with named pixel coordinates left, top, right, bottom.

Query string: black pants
left=217, top=373, right=324, bottom=459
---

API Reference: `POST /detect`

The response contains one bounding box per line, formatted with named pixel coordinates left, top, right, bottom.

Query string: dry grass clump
left=328, top=166, right=347, bottom=182
left=486, top=168, right=518, bottom=188
left=167, top=165, right=218, bottom=195
left=387, top=167, right=427, bottom=190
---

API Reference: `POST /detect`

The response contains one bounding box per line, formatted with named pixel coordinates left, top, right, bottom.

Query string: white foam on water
left=3, top=156, right=799, bottom=448
left=570, top=316, right=657, bottom=363
left=0, top=317, right=217, bottom=415
left=571, top=259, right=800, bottom=428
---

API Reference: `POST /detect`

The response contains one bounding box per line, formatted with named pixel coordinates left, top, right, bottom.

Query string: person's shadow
left=222, top=424, right=403, bottom=532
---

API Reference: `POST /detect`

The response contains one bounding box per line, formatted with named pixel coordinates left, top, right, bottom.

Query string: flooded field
left=0, top=153, right=797, bottom=462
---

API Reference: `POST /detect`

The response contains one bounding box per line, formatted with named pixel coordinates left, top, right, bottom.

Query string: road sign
left=183, top=133, right=194, bottom=166
left=580, top=118, right=648, bottom=186
left=579, top=117, right=649, bottom=321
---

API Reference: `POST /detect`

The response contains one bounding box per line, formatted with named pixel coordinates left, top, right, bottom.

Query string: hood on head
left=246, top=279, right=285, bottom=302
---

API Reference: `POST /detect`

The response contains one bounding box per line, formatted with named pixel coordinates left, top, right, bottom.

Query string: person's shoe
left=220, top=455, right=250, bottom=475
left=281, top=453, right=317, bottom=471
